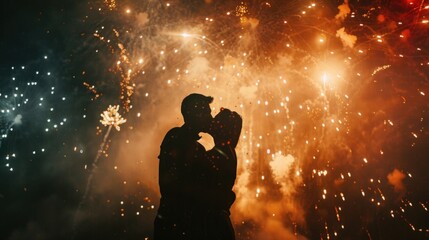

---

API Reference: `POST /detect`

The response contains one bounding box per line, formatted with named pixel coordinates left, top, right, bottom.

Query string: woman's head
left=210, top=108, right=242, bottom=148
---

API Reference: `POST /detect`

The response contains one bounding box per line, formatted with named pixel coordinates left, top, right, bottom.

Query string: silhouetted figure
left=154, top=94, right=242, bottom=240
left=197, top=108, right=242, bottom=240
left=154, top=93, right=214, bottom=240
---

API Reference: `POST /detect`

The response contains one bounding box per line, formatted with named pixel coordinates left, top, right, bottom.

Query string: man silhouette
left=154, top=93, right=214, bottom=240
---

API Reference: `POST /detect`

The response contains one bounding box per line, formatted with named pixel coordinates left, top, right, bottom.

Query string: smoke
left=387, top=169, right=406, bottom=195
left=336, top=27, right=357, bottom=48
left=335, top=0, right=351, bottom=21
left=90, top=14, right=336, bottom=236
left=8, top=222, right=46, bottom=240
left=136, top=12, right=149, bottom=26
left=233, top=152, right=306, bottom=239
left=270, top=153, right=299, bottom=195
left=13, top=114, right=22, bottom=125
left=239, top=85, right=258, bottom=101
left=186, top=56, right=211, bottom=81
left=116, top=93, right=186, bottom=193
left=241, top=17, right=260, bottom=29
left=5, top=192, right=75, bottom=240
left=3, top=0, right=428, bottom=239
left=60, top=1, right=428, bottom=239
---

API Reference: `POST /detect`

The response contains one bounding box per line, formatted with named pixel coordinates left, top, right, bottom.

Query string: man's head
left=181, top=93, right=214, bottom=132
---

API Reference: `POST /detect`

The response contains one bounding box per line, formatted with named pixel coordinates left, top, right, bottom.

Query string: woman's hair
left=211, top=108, right=242, bottom=148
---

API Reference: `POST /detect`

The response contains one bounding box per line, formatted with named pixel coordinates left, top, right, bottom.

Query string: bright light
left=322, top=72, right=328, bottom=85
left=181, top=33, right=191, bottom=38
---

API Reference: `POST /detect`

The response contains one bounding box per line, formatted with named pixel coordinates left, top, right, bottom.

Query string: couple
left=154, top=93, right=242, bottom=240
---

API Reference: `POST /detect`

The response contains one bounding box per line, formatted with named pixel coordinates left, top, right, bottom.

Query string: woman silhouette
left=194, top=108, right=242, bottom=240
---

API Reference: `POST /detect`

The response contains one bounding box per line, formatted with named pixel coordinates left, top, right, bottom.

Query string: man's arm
left=158, top=129, right=184, bottom=199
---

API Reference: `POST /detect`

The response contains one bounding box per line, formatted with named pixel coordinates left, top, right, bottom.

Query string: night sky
left=1, top=0, right=429, bottom=239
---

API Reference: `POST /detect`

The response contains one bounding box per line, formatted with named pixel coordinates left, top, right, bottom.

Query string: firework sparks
left=73, top=105, right=126, bottom=236
left=100, top=105, right=126, bottom=131
left=2, top=0, right=429, bottom=239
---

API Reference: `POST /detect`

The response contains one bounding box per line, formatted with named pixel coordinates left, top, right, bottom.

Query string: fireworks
left=100, top=105, right=127, bottom=131
left=1, top=56, right=70, bottom=172
left=84, top=0, right=428, bottom=238
left=2, top=0, right=429, bottom=239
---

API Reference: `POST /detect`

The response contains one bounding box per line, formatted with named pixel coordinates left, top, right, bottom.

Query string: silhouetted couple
left=154, top=93, right=242, bottom=240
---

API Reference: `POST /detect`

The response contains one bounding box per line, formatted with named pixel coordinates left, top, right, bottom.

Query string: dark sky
left=1, top=1, right=154, bottom=239
left=1, top=0, right=73, bottom=63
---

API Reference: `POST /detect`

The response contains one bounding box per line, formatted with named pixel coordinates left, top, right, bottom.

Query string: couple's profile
left=154, top=93, right=242, bottom=240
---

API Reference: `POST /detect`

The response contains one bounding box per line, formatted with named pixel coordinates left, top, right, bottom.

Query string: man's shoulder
left=161, top=127, right=184, bottom=145
left=164, top=127, right=183, bottom=138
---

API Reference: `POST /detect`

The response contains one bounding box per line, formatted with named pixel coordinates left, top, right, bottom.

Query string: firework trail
left=72, top=105, right=126, bottom=235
